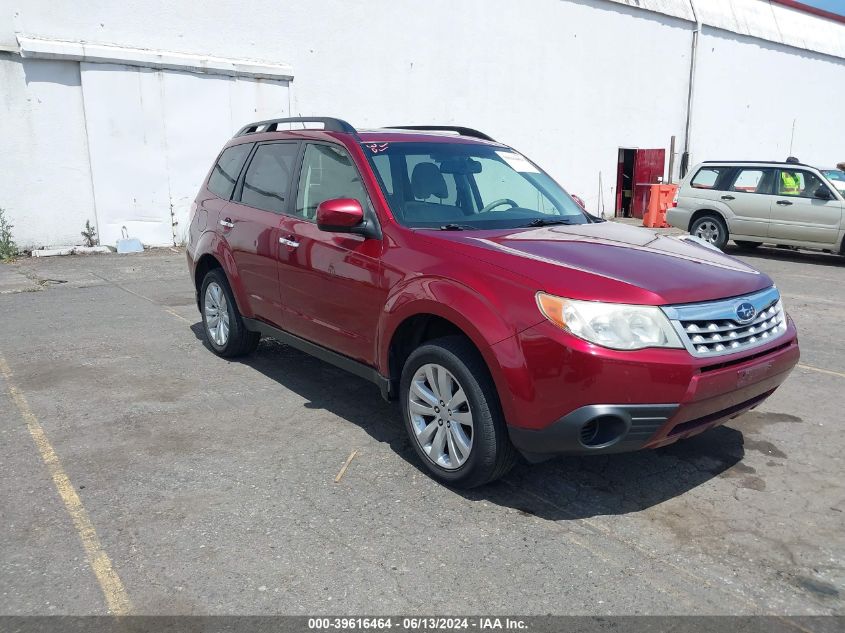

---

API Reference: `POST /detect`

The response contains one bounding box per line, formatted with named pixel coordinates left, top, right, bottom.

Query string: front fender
left=377, top=276, right=538, bottom=424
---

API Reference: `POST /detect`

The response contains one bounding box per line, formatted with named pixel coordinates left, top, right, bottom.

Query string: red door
left=276, top=142, right=386, bottom=364
left=277, top=216, right=384, bottom=363
left=219, top=201, right=286, bottom=326
left=631, top=149, right=665, bottom=219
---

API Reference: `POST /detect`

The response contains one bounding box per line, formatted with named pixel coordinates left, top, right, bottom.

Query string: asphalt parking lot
left=1, top=239, right=843, bottom=616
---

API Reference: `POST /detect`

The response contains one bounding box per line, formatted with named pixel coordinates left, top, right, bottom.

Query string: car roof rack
left=701, top=160, right=811, bottom=168
left=235, top=117, right=358, bottom=137
left=383, top=125, right=496, bottom=142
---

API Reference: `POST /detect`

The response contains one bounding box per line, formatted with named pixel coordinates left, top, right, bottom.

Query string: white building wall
left=691, top=26, right=845, bottom=169
left=0, top=55, right=95, bottom=248
left=1, top=0, right=844, bottom=247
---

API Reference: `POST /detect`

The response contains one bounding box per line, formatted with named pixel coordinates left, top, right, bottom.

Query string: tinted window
left=777, top=170, right=829, bottom=199
left=295, top=144, right=368, bottom=220
left=371, top=154, right=394, bottom=195
left=240, top=143, right=299, bottom=213
left=690, top=167, right=727, bottom=190
left=728, top=168, right=774, bottom=194
left=207, top=144, right=251, bottom=199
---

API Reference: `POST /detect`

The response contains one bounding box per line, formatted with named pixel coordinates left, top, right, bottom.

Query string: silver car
left=667, top=161, right=845, bottom=256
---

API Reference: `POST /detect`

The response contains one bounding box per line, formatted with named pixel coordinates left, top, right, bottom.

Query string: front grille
left=662, top=286, right=788, bottom=358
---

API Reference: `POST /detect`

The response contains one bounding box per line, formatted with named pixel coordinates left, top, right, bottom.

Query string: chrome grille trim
left=661, top=287, right=787, bottom=358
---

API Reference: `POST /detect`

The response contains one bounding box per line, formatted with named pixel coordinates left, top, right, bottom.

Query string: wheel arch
left=191, top=233, right=253, bottom=318
left=688, top=208, right=728, bottom=233
left=378, top=287, right=519, bottom=422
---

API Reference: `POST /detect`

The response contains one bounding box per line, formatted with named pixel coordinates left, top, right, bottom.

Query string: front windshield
left=362, top=141, right=588, bottom=229
left=822, top=170, right=845, bottom=190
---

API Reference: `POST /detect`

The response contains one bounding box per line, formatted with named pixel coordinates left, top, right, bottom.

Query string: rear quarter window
left=207, top=143, right=252, bottom=199
left=690, top=167, right=729, bottom=190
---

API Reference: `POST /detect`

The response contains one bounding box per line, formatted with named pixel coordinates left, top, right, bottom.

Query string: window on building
left=207, top=143, right=252, bottom=199
left=240, top=143, right=299, bottom=213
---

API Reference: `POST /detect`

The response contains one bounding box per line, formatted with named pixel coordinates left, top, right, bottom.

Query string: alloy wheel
left=204, top=281, right=230, bottom=347
left=408, top=363, right=473, bottom=470
left=695, top=220, right=721, bottom=245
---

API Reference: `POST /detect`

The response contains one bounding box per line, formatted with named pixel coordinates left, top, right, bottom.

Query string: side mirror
left=316, top=198, right=365, bottom=232
left=814, top=186, right=833, bottom=200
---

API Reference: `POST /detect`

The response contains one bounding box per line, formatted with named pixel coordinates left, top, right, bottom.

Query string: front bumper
left=502, top=318, right=799, bottom=461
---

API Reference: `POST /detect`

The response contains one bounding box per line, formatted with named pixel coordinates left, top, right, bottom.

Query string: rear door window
left=728, top=168, right=775, bottom=194
left=239, top=143, right=300, bottom=213
left=207, top=144, right=252, bottom=199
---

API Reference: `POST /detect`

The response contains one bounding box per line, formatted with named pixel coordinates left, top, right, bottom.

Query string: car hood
left=420, top=222, right=772, bottom=305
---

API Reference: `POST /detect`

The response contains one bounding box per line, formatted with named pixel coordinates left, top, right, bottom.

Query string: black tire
left=690, top=214, right=728, bottom=250
left=734, top=240, right=761, bottom=250
left=400, top=336, right=517, bottom=488
left=200, top=268, right=260, bottom=358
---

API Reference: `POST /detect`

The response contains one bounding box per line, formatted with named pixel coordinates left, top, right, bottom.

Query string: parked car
left=820, top=168, right=845, bottom=195
left=187, top=119, right=799, bottom=487
left=667, top=160, right=845, bottom=255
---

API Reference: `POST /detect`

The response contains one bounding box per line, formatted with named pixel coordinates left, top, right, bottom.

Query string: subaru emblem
left=735, top=301, right=756, bottom=323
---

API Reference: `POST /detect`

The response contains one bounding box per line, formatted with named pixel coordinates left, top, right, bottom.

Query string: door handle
left=776, top=200, right=793, bottom=206
left=279, top=236, right=300, bottom=248
left=721, top=195, right=735, bottom=200
left=219, top=218, right=235, bottom=228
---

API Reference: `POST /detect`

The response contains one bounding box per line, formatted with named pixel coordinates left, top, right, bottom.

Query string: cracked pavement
left=0, top=244, right=843, bottom=615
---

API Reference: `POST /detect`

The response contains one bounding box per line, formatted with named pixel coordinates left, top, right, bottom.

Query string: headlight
left=536, top=293, right=683, bottom=350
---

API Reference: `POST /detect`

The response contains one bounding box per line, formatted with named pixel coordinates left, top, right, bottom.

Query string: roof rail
left=384, top=125, right=496, bottom=142
left=701, top=160, right=811, bottom=168
left=235, top=117, right=358, bottom=137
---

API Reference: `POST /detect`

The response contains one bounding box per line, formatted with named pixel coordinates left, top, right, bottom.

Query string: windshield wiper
left=521, top=218, right=577, bottom=228
left=439, top=223, right=475, bottom=231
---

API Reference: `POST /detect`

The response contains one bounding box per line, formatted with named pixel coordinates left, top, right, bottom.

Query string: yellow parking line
left=797, top=363, right=845, bottom=379
left=0, top=353, right=132, bottom=615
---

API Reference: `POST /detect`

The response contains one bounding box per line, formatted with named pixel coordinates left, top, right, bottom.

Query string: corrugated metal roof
left=602, top=0, right=845, bottom=60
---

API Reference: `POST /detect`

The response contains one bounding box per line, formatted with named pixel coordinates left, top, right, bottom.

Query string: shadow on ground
left=191, top=323, right=745, bottom=521
left=724, top=244, right=844, bottom=267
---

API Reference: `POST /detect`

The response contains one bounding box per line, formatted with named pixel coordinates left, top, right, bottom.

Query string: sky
left=797, top=0, right=845, bottom=16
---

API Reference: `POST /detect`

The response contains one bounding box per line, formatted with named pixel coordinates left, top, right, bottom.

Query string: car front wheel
left=400, top=336, right=516, bottom=488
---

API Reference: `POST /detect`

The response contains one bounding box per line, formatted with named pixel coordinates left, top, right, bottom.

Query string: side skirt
left=242, top=317, right=394, bottom=401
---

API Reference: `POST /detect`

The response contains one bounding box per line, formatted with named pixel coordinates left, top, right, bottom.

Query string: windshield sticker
left=496, top=151, right=539, bottom=173
left=366, top=142, right=389, bottom=154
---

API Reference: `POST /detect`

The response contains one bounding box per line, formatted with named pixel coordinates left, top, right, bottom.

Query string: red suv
left=186, top=117, right=799, bottom=487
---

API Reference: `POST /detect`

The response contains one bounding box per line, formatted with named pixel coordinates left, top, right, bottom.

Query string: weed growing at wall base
left=0, top=208, right=18, bottom=261
left=81, top=219, right=98, bottom=247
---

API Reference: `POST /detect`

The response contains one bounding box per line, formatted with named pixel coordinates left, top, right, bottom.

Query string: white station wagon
left=667, top=161, right=845, bottom=256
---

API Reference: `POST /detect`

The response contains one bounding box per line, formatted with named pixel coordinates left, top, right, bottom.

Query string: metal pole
left=668, top=135, right=676, bottom=184
left=682, top=0, right=701, bottom=178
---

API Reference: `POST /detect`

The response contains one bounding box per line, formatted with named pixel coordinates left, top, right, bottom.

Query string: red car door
left=222, top=141, right=300, bottom=327
left=276, top=142, right=385, bottom=364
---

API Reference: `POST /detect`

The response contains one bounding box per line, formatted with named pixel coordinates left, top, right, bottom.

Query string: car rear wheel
left=400, top=336, right=517, bottom=488
left=690, top=214, right=728, bottom=249
left=200, top=268, right=260, bottom=357
left=734, top=240, right=761, bottom=250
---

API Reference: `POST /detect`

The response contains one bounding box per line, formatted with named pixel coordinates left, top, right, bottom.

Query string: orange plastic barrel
left=642, top=184, right=679, bottom=228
